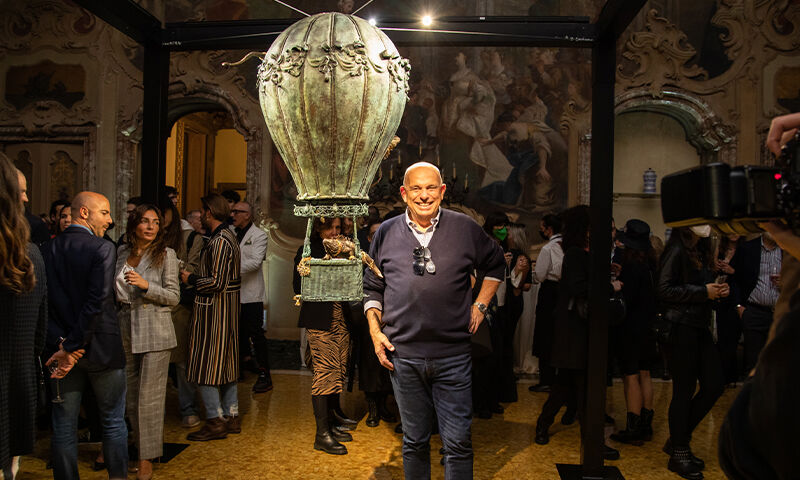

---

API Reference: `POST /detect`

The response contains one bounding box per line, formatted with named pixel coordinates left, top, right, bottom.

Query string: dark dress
left=0, top=245, right=47, bottom=468
left=615, top=257, right=657, bottom=375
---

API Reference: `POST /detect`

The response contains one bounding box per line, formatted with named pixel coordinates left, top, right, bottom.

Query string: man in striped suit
left=180, top=194, right=242, bottom=441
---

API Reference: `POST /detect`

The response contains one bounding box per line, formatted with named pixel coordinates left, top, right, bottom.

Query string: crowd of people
left=1, top=112, right=799, bottom=480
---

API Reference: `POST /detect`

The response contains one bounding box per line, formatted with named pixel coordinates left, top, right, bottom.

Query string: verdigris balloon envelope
left=258, top=12, right=410, bottom=202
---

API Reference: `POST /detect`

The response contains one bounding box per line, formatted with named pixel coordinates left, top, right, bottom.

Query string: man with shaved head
left=363, top=162, right=505, bottom=479
left=42, top=191, right=128, bottom=479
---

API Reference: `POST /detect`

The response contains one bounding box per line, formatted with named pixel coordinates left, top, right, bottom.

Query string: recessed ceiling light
left=368, top=17, right=377, bottom=26
left=421, top=15, right=433, bottom=27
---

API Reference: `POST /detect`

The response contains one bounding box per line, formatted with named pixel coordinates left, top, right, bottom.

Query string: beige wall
left=213, top=129, right=247, bottom=187
left=165, top=123, right=177, bottom=188
left=613, top=111, right=701, bottom=239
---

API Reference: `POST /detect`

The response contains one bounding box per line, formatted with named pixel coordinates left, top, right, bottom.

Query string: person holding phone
left=658, top=225, right=729, bottom=479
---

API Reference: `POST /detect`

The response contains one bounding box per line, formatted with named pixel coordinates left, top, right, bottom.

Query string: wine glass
left=48, top=360, right=64, bottom=404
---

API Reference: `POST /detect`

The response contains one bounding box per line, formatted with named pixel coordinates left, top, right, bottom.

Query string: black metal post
left=141, top=40, right=170, bottom=203
left=556, top=28, right=623, bottom=480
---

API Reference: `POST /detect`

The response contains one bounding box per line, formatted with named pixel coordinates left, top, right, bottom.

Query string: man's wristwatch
left=473, top=302, right=488, bottom=314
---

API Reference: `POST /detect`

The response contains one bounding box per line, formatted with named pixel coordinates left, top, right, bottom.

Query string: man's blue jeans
left=50, top=360, right=128, bottom=480
left=175, top=361, right=198, bottom=418
left=391, top=352, right=473, bottom=480
left=198, top=382, right=238, bottom=419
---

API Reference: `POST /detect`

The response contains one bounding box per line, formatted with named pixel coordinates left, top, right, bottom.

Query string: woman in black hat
left=610, top=219, right=658, bottom=446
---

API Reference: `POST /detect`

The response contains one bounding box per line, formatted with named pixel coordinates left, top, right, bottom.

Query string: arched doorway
left=165, top=110, right=247, bottom=214
left=611, top=89, right=737, bottom=238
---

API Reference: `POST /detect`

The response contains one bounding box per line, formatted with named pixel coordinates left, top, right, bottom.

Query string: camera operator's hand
left=766, top=112, right=800, bottom=156
left=706, top=282, right=729, bottom=300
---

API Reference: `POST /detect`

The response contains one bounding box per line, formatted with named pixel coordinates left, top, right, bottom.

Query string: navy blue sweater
left=363, top=209, right=505, bottom=358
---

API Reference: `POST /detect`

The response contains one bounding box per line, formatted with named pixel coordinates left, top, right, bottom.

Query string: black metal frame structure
left=71, top=1, right=647, bottom=477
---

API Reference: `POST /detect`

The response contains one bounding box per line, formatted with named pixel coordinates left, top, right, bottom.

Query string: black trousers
left=239, top=302, right=271, bottom=372
left=537, top=368, right=585, bottom=430
left=715, top=302, right=742, bottom=384
left=667, top=323, right=724, bottom=447
left=741, top=304, right=773, bottom=373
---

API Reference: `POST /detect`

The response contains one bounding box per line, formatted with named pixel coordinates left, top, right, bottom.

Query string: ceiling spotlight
left=368, top=17, right=377, bottom=26
left=421, top=15, right=433, bottom=27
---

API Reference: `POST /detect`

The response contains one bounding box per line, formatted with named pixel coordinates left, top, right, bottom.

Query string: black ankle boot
left=329, top=393, right=358, bottom=431
left=366, top=396, right=380, bottom=427
left=663, top=438, right=704, bottom=470
left=602, top=444, right=620, bottom=461
left=331, top=426, right=352, bottom=442
left=377, top=394, right=397, bottom=422
left=668, top=446, right=703, bottom=479
left=312, top=395, right=347, bottom=455
left=640, top=408, right=654, bottom=441
left=534, top=422, right=550, bottom=445
left=610, top=412, right=644, bottom=446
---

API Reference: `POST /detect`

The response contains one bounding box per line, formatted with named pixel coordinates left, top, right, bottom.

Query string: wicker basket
left=300, top=258, right=364, bottom=302
left=297, top=209, right=367, bottom=302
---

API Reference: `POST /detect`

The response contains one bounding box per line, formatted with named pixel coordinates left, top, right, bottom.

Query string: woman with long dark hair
left=534, top=205, right=620, bottom=460
left=115, top=204, right=180, bottom=479
left=658, top=226, right=728, bottom=479
left=0, top=153, right=48, bottom=479
left=293, top=217, right=356, bottom=455
left=499, top=222, right=532, bottom=402
left=158, top=195, right=204, bottom=428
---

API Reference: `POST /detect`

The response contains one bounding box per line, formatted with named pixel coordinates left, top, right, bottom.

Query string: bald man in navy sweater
left=364, top=162, right=505, bottom=480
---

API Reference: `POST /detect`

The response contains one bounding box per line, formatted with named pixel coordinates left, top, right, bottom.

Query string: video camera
left=661, top=132, right=800, bottom=234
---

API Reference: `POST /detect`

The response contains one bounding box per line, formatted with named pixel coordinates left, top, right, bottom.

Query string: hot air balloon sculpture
left=257, top=12, right=410, bottom=302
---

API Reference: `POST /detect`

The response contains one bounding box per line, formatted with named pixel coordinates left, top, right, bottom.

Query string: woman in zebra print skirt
left=293, top=217, right=357, bottom=455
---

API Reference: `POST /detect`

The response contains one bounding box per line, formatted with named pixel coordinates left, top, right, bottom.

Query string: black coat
left=550, top=247, right=590, bottom=370
left=293, top=239, right=352, bottom=330
left=657, top=242, right=713, bottom=329
left=0, top=245, right=47, bottom=465
left=42, top=226, right=124, bottom=368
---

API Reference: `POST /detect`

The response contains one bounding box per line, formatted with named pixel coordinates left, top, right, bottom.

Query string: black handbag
left=569, top=295, right=626, bottom=325
left=651, top=312, right=672, bottom=344
left=36, top=356, right=48, bottom=416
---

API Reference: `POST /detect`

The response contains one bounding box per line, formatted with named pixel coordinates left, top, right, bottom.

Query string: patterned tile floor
left=17, top=371, right=737, bottom=479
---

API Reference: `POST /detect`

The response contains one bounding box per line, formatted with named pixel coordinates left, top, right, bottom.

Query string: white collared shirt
left=534, top=233, right=563, bottom=283
left=405, top=208, right=441, bottom=247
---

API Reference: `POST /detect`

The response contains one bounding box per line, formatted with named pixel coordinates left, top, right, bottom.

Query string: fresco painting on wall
left=5, top=60, right=85, bottom=110
left=270, top=45, right=590, bottom=238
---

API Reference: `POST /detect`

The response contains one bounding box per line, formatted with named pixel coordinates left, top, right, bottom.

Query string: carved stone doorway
left=165, top=110, right=247, bottom=214
left=3, top=142, right=83, bottom=215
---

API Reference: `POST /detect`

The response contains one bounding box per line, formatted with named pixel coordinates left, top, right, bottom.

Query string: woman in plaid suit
left=115, top=204, right=180, bottom=480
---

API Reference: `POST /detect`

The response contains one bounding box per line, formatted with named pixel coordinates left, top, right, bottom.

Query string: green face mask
left=493, top=227, right=508, bottom=241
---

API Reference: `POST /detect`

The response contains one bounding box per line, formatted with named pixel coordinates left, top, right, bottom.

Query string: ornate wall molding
left=0, top=126, right=97, bottom=191
left=615, top=89, right=737, bottom=164
left=616, top=6, right=786, bottom=97
left=169, top=50, right=267, bottom=216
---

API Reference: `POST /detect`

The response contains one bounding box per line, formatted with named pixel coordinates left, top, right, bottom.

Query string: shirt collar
left=67, top=224, right=93, bottom=235
left=235, top=222, right=252, bottom=235
left=405, top=208, right=441, bottom=234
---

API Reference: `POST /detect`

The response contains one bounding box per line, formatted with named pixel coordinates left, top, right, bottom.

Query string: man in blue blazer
left=43, top=191, right=128, bottom=480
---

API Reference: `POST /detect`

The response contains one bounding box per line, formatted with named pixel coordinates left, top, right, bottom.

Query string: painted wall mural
left=5, top=60, right=86, bottom=110
left=270, top=45, right=590, bottom=237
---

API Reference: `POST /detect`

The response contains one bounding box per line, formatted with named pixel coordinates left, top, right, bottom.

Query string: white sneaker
left=182, top=415, right=201, bottom=428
